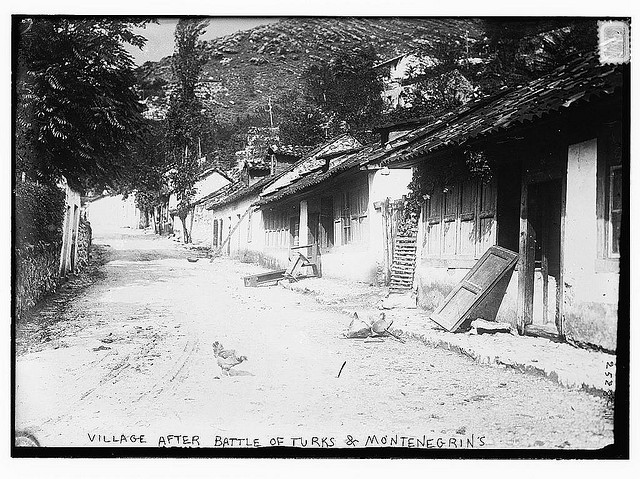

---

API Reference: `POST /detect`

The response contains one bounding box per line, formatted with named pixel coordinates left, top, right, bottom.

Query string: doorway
left=319, top=196, right=334, bottom=251
left=525, top=179, right=563, bottom=332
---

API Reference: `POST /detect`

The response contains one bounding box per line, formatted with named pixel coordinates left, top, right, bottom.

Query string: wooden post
left=517, top=170, right=533, bottom=335
left=299, top=200, right=309, bottom=249
left=556, top=156, right=568, bottom=337
left=382, top=197, right=391, bottom=285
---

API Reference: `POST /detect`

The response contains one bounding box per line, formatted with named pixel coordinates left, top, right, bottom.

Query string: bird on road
left=212, top=341, right=248, bottom=376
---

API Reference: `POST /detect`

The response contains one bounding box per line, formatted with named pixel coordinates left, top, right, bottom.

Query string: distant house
left=377, top=52, right=626, bottom=352
left=374, top=52, right=474, bottom=110
left=205, top=134, right=367, bottom=266
left=85, top=194, right=141, bottom=233
left=205, top=131, right=413, bottom=282
left=256, top=142, right=412, bottom=282
left=169, top=166, right=232, bottom=244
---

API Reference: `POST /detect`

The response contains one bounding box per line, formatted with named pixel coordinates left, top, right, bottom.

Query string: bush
left=14, top=179, right=65, bottom=249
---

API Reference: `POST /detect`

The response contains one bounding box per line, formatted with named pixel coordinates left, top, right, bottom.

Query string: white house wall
left=210, top=196, right=262, bottom=258
left=563, top=138, right=618, bottom=350
left=257, top=168, right=411, bottom=282
left=171, top=171, right=231, bottom=243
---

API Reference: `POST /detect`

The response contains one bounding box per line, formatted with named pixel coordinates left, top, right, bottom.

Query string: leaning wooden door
left=430, top=246, right=518, bottom=332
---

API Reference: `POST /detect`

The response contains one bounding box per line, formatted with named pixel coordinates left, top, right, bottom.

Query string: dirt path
left=15, top=229, right=613, bottom=449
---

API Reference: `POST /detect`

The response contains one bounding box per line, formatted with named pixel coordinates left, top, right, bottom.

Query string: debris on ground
left=187, top=257, right=199, bottom=263
left=243, top=269, right=286, bottom=287
left=468, top=318, right=517, bottom=335
left=342, top=310, right=404, bottom=342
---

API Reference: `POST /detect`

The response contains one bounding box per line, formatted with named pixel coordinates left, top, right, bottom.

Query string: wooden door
left=524, top=179, right=562, bottom=333
left=430, top=246, right=518, bottom=332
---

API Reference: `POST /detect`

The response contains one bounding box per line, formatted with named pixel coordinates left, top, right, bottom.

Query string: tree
left=278, top=45, right=384, bottom=145
left=118, top=120, right=171, bottom=232
left=15, top=18, right=149, bottom=190
left=164, top=18, right=210, bottom=243
left=276, top=99, right=326, bottom=146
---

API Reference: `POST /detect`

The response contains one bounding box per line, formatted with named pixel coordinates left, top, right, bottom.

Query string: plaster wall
left=86, top=194, right=140, bottom=233
left=563, top=139, right=618, bottom=351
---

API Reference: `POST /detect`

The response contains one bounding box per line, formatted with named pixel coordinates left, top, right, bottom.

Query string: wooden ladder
left=389, top=236, right=417, bottom=293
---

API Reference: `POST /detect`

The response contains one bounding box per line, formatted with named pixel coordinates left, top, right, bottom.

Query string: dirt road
left=15, top=229, right=613, bottom=450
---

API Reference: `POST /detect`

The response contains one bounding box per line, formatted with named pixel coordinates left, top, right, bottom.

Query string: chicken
left=212, top=341, right=248, bottom=376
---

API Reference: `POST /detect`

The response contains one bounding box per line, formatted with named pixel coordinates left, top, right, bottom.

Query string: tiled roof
left=197, top=166, right=233, bottom=183
left=380, top=51, right=624, bottom=165
left=260, top=134, right=362, bottom=198
left=205, top=134, right=360, bottom=210
left=268, top=144, right=315, bottom=157
left=204, top=177, right=270, bottom=210
left=256, top=145, right=373, bottom=205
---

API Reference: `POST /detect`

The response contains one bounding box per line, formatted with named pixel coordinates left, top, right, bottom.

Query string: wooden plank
left=516, top=174, right=530, bottom=335
left=392, top=261, right=416, bottom=267
left=524, top=323, right=562, bottom=342
left=557, top=159, right=567, bottom=337
left=243, top=269, right=287, bottom=287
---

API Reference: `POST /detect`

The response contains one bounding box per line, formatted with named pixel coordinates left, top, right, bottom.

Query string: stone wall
left=76, top=218, right=92, bottom=271
left=14, top=218, right=92, bottom=322
left=14, top=242, right=62, bottom=321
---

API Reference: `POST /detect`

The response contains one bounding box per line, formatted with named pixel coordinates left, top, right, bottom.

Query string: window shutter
left=442, top=185, right=458, bottom=255
left=458, top=180, right=477, bottom=256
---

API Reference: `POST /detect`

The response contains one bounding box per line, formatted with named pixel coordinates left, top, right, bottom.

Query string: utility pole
left=265, top=96, right=274, bottom=128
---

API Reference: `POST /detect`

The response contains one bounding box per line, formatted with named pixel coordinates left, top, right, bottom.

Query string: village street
left=15, top=228, right=613, bottom=450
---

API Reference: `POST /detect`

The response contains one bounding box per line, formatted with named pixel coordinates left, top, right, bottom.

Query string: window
left=264, top=209, right=290, bottom=247
left=341, top=191, right=352, bottom=245
left=247, top=209, right=252, bottom=243
left=290, top=216, right=300, bottom=247
left=609, top=165, right=622, bottom=257
left=421, top=178, right=497, bottom=259
left=319, top=196, right=334, bottom=250
left=597, top=122, right=623, bottom=267
left=212, top=219, right=219, bottom=247
left=337, top=187, right=368, bottom=246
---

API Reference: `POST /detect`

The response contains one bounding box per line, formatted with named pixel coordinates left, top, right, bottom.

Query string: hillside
left=136, top=18, right=483, bottom=125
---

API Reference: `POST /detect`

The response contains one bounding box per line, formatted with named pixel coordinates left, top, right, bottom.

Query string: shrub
left=14, top=179, right=65, bottom=249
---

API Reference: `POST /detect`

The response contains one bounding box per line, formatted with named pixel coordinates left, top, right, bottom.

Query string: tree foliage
left=278, top=45, right=384, bottom=145
left=15, top=18, right=149, bottom=190
left=382, top=19, right=598, bottom=126
left=120, top=120, right=171, bottom=212
left=14, top=179, right=66, bottom=249
left=276, top=100, right=327, bottom=147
